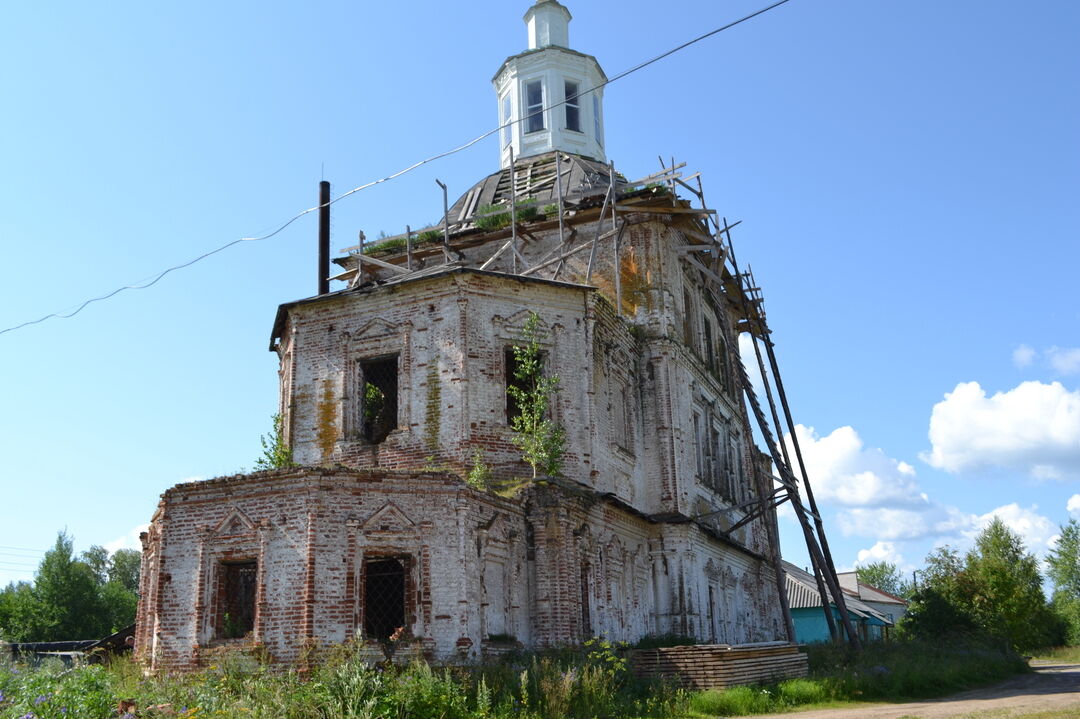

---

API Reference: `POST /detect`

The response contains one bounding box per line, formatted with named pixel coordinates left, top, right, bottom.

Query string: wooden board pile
left=628, top=641, right=808, bottom=689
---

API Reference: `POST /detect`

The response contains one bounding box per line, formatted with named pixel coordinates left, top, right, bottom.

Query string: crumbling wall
left=135, top=468, right=527, bottom=670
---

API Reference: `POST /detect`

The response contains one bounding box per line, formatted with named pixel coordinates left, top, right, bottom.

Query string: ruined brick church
left=136, top=1, right=793, bottom=670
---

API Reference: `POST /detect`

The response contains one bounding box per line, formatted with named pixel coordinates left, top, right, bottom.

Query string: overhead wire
left=0, top=0, right=793, bottom=338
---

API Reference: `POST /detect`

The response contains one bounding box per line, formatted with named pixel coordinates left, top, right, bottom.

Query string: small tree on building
left=507, top=313, right=565, bottom=478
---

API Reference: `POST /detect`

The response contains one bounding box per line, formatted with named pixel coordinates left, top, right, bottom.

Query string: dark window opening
left=564, top=80, right=581, bottom=132
left=359, top=356, right=398, bottom=444
left=505, top=348, right=540, bottom=424
left=580, top=562, right=592, bottom=638
left=218, top=560, right=256, bottom=639
left=682, top=289, right=695, bottom=348
left=703, top=319, right=716, bottom=372
left=363, top=557, right=407, bottom=641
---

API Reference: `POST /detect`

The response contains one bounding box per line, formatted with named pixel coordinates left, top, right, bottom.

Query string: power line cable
left=0, top=0, right=793, bottom=338
left=0, top=545, right=46, bottom=554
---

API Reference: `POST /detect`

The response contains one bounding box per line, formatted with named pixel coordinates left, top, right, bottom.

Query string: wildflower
left=0, top=690, right=6, bottom=702
left=35, top=695, right=48, bottom=705
left=60, top=709, right=68, bottom=715
left=21, top=713, right=36, bottom=719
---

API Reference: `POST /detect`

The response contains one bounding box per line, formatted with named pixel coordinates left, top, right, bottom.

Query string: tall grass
left=0, top=636, right=1031, bottom=719
left=0, top=641, right=683, bottom=719
left=686, top=635, right=1029, bottom=717
left=805, top=634, right=1028, bottom=700
left=1031, top=645, right=1080, bottom=663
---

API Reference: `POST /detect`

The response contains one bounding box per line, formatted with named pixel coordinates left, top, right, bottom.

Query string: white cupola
left=493, top=1, right=608, bottom=169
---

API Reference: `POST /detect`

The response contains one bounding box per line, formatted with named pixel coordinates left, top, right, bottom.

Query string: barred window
left=217, top=560, right=256, bottom=639
left=359, top=355, right=399, bottom=444
left=363, top=557, right=408, bottom=641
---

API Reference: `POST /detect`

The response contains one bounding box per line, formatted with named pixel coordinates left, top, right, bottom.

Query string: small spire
left=524, top=0, right=571, bottom=50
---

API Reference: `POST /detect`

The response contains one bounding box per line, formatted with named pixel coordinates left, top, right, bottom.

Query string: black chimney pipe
left=318, top=181, right=330, bottom=295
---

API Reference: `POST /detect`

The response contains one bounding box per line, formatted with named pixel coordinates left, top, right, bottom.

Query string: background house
left=784, top=561, right=902, bottom=643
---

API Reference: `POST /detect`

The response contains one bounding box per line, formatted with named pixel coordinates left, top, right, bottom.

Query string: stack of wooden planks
left=628, top=641, right=808, bottom=689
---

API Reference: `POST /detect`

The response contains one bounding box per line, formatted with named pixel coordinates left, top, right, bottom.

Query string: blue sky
left=1, top=0, right=1077, bottom=589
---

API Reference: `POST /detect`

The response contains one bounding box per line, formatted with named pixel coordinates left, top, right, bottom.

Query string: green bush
left=476, top=203, right=511, bottom=230
left=362, top=237, right=407, bottom=256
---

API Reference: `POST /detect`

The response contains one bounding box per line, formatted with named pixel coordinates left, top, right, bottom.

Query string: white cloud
left=1013, top=344, right=1036, bottom=368
left=1068, top=494, right=1080, bottom=518
left=837, top=505, right=973, bottom=541
left=1047, top=347, right=1080, bottom=376
left=104, top=524, right=149, bottom=554
left=787, top=425, right=926, bottom=509
left=738, top=333, right=766, bottom=401
left=856, top=541, right=905, bottom=567
left=967, top=503, right=1058, bottom=556
left=922, top=381, right=1080, bottom=479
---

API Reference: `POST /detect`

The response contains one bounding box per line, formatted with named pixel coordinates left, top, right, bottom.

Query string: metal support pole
left=509, top=146, right=518, bottom=274
left=318, top=181, right=330, bottom=295
left=435, top=179, right=450, bottom=263
left=555, top=152, right=565, bottom=246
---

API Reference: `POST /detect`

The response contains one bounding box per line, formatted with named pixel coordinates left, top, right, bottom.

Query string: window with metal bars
left=218, top=560, right=256, bottom=639
left=362, top=557, right=408, bottom=641
left=358, top=356, right=398, bottom=444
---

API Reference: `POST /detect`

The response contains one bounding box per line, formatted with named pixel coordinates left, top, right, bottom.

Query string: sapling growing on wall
left=507, top=312, right=565, bottom=478
left=255, top=413, right=295, bottom=470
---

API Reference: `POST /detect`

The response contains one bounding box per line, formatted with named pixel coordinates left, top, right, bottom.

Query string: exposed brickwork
left=137, top=206, right=790, bottom=670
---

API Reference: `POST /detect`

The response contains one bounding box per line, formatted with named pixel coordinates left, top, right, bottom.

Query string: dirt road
left=743, top=662, right=1080, bottom=719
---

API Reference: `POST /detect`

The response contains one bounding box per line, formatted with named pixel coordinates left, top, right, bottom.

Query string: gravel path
left=739, top=662, right=1080, bottom=719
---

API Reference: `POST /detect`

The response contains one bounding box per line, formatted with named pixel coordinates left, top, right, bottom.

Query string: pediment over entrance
left=211, top=508, right=257, bottom=537
left=361, top=502, right=418, bottom=535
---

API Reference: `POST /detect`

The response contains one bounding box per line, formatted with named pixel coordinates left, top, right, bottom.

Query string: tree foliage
left=855, top=561, right=909, bottom=597
left=1048, top=519, right=1080, bottom=598
left=0, top=531, right=140, bottom=642
left=507, top=313, right=565, bottom=479
left=900, top=519, right=1060, bottom=651
left=1047, top=519, right=1080, bottom=645
left=254, top=413, right=295, bottom=471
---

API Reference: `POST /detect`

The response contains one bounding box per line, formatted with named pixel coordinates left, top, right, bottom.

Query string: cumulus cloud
left=1068, top=494, right=1080, bottom=518
left=1013, top=344, right=1036, bottom=368
left=967, top=503, right=1058, bottom=556
left=856, top=541, right=905, bottom=567
left=1048, top=347, right=1080, bottom=376
left=922, top=381, right=1080, bottom=479
left=104, top=524, right=150, bottom=554
left=837, top=505, right=972, bottom=541
left=786, top=425, right=927, bottom=509
left=784, top=424, right=973, bottom=543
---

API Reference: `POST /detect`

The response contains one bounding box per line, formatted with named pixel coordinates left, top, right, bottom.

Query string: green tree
left=1047, top=519, right=1080, bottom=598
left=80, top=545, right=111, bottom=585
left=965, top=518, right=1057, bottom=650
left=0, top=581, right=42, bottom=642
left=255, top=413, right=295, bottom=470
left=0, top=533, right=140, bottom=642
left=901, top=523, right=1061, bottom=651
left=108, top=548, right=142, bottom=593
left=855, top=560, right=909, bottom=597
left=28, top=532, right=109, bottom=641
left=507, top=313, right=565, bottom=478
left=1047, top=519, right=1080, bottom=644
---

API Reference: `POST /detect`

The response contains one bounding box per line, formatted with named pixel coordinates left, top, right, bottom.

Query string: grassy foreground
left=0, top=637, right=1032, bottom=719
left=1030, top=646, right=1080, bottom=664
